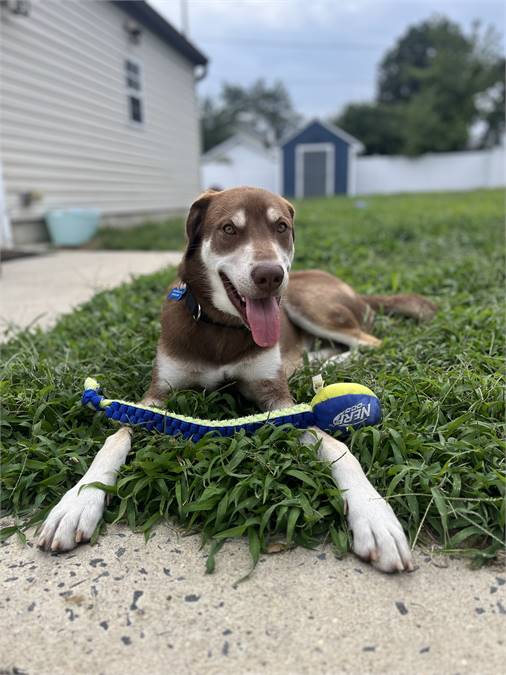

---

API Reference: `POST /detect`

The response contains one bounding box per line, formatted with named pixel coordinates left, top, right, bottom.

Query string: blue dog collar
left=167, top=283, right=248, bottom=331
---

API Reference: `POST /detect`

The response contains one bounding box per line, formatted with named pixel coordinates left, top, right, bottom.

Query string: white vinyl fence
left=201, top=141, right=504, bottom=197
left=355, top=143, right=504, bottom=195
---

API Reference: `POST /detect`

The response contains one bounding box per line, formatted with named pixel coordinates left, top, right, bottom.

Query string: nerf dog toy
left=82, top=378, right=381, bottom=441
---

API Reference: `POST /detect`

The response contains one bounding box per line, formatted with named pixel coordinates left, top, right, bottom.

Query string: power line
left=286, top=80, right=373, bottom=87
left=198, top=36, right=388, bottom=51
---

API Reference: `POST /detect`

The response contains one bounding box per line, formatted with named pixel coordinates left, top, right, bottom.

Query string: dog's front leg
left=243, top=373, right=413, bottom=573
left=37, top=426, right=133, bottom=552
left=36, top=386, right=167, bottom=552
left=239, top=373, right=293, bottom=412
left=302, top=428, right=414, bottom=573
left=38, top=345, right=192, bottom=552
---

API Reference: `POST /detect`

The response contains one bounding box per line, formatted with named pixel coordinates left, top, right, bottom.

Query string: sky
left=149, top=0, right=505, bottom=120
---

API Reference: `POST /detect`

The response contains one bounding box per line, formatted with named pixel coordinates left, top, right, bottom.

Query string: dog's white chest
left=156, top=345, right=282, bottom=391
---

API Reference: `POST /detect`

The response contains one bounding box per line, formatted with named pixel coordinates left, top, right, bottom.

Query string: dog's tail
left=362, top=294, right=437, bottom=321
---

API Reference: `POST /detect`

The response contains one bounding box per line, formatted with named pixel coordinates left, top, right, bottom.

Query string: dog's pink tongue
left=245, top=296, right=280, bottom=348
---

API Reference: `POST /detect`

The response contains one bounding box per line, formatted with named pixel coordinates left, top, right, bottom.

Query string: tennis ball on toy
left=311, top=383, right=382, bottom=434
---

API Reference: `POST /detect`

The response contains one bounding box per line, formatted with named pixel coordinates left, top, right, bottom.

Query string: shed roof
left=281, top=118, right=364, bottom=152
left=112, top=1, right=208, bottom=66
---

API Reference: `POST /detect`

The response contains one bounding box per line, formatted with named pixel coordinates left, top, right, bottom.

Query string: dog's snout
left=251, top=264, right=284, bottom=294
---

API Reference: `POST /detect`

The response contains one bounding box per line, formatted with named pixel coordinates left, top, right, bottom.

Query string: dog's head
left=180, top=186, right=295, bottom=348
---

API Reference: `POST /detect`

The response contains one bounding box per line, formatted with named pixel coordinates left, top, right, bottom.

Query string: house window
left=125, top=58, right=143, bottom=125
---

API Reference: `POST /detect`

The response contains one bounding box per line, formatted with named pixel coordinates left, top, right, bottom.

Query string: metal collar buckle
left=192, top=303, right=202, bottom=321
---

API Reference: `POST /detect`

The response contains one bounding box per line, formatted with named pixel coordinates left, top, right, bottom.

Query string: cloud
left=148, top=0, right=505, bottom=120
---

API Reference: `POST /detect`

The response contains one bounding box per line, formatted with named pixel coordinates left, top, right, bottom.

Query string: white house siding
left=355, top=144, right=505, bottom=195
left=202, top=144, right=279, bottom=193
left=0, top=0, right=202, bottom=240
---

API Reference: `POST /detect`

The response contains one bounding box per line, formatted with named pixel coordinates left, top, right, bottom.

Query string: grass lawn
left=89, top=216, right=185, bottom=251
left=2, top=189, right=504, bottom=571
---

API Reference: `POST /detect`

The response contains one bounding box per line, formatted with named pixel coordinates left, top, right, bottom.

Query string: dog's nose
left=251, top=264, right=284, bottom=293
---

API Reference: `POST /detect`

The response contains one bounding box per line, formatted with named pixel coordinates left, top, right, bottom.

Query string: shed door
left=303, top=151, right=327, bottom=197
left=295, top=143, right=335, bottom=198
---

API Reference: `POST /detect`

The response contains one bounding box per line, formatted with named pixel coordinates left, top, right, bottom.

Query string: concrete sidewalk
left=1, top=525, right=504, bottom=675
left=0, top=250, right=181, bottom=339
left=1, top=248, right=504, bottom=674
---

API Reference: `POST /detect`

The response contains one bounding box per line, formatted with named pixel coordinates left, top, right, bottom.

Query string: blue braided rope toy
left=82, top=378, right=382, bottom=442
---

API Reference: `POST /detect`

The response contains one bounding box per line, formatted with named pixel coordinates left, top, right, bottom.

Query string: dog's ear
left=185, top=189, right=218, bottom=257
left=282, top=198, right=295, bottom=220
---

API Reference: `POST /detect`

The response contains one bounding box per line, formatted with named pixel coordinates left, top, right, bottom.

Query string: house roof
left=281, top=118, right=364, bottom=152
left=202, top=131, right=275, bottom=162
left=112, top=1, right=208, bottom=67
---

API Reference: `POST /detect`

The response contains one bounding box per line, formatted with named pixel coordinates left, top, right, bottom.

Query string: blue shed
left=281, top=119, right=363, bottom=198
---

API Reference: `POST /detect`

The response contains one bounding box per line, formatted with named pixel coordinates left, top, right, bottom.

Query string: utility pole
left=180, top=0, right=189, bottom=36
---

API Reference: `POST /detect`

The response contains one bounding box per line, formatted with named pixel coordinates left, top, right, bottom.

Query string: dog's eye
left=277, top=221, right=288, bottom=233
left=223, top=223, right=237, bottom=235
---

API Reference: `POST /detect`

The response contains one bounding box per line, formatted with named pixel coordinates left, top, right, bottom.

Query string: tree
left=201, top=96, right=235, bottom=153
left=201, top=79, right=301, bottom=152
left=334, top=17, right=505, bottom=155
left=377, top=17, right=471, bottom=104
left=334, top=103, right=405, bottom=155
left=474, top=56, right=505, bottom=148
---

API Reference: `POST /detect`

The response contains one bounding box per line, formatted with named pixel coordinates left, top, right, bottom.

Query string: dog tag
left=167, top=285, right=187, bottom=301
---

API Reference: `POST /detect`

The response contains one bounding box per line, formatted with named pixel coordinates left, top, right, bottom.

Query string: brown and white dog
left=38, top=187, right=436, bottom=573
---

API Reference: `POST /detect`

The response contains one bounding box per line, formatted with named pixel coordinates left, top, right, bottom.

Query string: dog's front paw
left=346, top=488, right=414, bottom=573
left=37, top=483, right=105, bottom=552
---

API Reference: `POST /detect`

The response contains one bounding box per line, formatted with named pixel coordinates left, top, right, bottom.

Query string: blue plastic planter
left=45, top=208, right=101, bottom=246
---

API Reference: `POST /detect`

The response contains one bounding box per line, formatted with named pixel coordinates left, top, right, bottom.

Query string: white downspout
left=0, top=158, right=13, bottom=250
